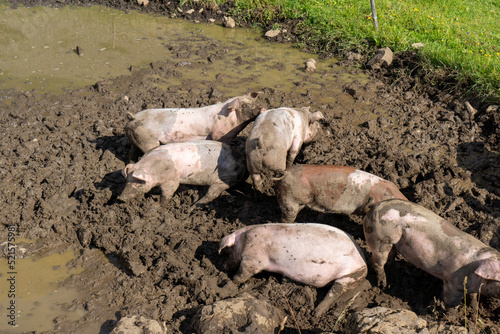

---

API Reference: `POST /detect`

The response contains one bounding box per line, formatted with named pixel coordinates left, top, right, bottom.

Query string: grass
left=189, top=0, right=500, bottom=102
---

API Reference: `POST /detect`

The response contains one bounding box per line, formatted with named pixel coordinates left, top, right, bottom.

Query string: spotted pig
left=219, top=223, right=368, bottom=317
left=362, top=199, right=500, bottom=310
left=276, top=164, right=407, bottom=223
left=125, top=92, right=260, bottom=161
left=118, top=141, right=247, bottom=207
left=245, top=107, right=324, bottom=192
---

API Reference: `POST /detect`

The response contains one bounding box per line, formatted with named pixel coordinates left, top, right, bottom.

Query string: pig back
left=246, top=223, right=367, bottom=287
left=277, top=165, right=406, bottom=215
left=245, top=108, right=300, bottom=173
left=160, top=140, right=246, bottom=186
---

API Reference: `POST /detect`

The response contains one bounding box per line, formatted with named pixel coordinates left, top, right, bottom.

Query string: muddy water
left=0, top=3, right=363, bottom=98
left=0, top=249, right=85, bottom=333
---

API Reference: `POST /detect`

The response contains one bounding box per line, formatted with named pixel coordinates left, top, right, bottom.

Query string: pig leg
left=369, top=243, right=394, bottom=288
left=364, top=217, right=401, bottom=288
left=159, top=179, right=180, bottom=204
left=194, top=183, right=230, bottom=207
left=286, top=138, right=303, bottom=167
left=277, top=197, right=303, bottom=223
left=442, top=280, right=464, bottom=309
left=233, top=257, right=265, bottom=284
left=313, top=269, right=367, bottom=317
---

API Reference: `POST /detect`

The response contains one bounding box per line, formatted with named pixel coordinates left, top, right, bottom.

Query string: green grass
left=194, top=0, right=500, bottom=101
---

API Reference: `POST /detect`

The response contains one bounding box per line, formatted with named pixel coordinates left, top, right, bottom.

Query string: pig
left=245, top=107, right=324, bottom=192
left=125, top=92, right=260, bottom=161
left=219, top=223, right=368, bottom=317
left=118, top=140, right=247, bottom=207
left=362, top=199, right=500, bottom=310
left=276, top=164, right=408, bottom=223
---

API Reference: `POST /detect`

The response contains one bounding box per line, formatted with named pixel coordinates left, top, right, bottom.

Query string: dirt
left=1, top=0, right=499, bottom=333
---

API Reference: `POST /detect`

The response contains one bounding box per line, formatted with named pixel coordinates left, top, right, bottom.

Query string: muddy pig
left=245, top=107, right=324, bottom=192
left=219, top=223, right=368, bottom=317
left=362, top=199, right=500, bottom=310
left=118, top=140, right=247, bottom=207
left=276, top=164, right=408, bottom=223
left=125, top=92, right=260, bottom=161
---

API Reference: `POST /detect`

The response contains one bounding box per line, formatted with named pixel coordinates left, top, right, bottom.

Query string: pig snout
left=483, top=280, right=500, bottom=299
left=117, top=181, right=146, bottom=202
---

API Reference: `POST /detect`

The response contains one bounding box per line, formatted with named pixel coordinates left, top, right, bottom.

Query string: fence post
left=370, top=0, right=379, bottom=31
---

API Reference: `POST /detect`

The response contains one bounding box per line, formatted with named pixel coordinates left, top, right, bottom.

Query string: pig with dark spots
left=219, top=223, right=368, bottom=317
left=245, top=107, right=324, bottom=192
left=276, top=164, right=408, bottom=223
left=125, top=92, right=261, bottom=161
left=118, top=140, right=247, bottom=207
left=362, top=199, right=500, bottom=310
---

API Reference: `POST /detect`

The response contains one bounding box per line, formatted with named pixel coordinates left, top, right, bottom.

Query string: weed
left=273, top=277, right=301, bottom=334
left=331, top=291, right=360, bottom=333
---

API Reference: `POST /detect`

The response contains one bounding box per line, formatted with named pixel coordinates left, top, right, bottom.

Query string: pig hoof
left=312, top=307, right=326, bottom=318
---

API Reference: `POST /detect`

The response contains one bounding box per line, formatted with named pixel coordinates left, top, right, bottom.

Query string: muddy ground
left=1, top=0, right=500, bottom=333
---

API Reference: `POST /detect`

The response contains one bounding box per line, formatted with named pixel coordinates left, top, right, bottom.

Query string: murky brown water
left=0, top=3, right=364, bottom=98
left=0, top=248, right=85, bottom=333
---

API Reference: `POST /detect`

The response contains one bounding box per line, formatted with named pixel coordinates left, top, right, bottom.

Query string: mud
left=1, top=0, right=499, bottom=333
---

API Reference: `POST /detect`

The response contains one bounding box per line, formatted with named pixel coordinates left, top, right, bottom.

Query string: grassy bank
left=208, top=0, right=500, bottom=102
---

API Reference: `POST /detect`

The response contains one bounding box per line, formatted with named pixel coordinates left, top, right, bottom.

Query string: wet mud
left=1, top=1, right=499, bottom=333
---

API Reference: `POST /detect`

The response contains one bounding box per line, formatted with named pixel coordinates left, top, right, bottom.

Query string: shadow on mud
left=456, top=142, right=500, bottom=209
left=457, top=142, right=499, bottom=192
left=92, top=135, right=130, bottom=164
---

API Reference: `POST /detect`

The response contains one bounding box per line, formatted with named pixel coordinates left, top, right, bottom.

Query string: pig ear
left=122, top=164, right=134, bottom=178
left=309, top=111, right=324, bottom=123
left=249, top=91, right=260, bottom=99
left=225, top=99, right=239, bottom=113
left=240, top=91, right=260, bottom=103
left=475, top=259, right=500, bottom=281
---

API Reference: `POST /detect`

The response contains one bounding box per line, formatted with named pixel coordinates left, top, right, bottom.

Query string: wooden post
left=370, top=0, right=379, bottom=31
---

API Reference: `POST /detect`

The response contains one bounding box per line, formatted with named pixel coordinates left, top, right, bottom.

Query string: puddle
left=0, top=249, right=85, bottom=333
left=0, top=3, right=368, bottom=99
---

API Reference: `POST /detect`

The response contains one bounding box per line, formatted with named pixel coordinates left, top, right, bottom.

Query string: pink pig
left=125, top=92, right=260, bottom=161
left=245, top=107, right=324, bottom=192
left=118, top=141, right=247, bottom=206
left=219, top=223, right=368, bottom=317
left=362, top=199, right=500, bottom=310
left=276, top=164, right=408, bottom=223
